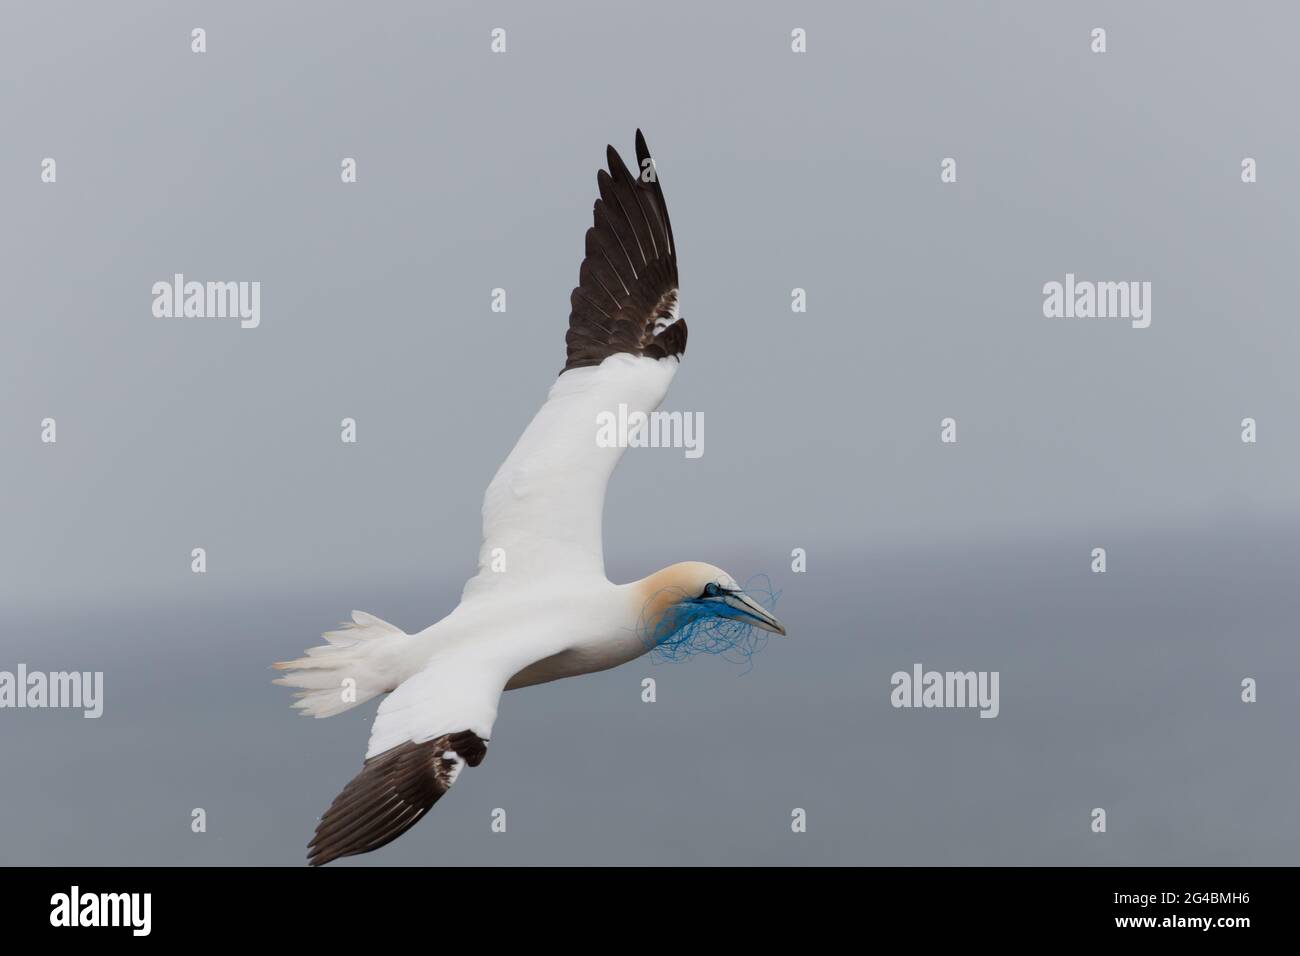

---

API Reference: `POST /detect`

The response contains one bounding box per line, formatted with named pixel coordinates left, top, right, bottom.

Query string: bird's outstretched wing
left=463, top=130, right=685, bottom=599
left=564, top=129, right=683, bottom=372
left=306, top=652, right=507, bottom=866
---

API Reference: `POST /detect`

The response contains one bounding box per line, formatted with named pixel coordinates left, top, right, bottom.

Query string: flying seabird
left=273, top=131, right=787, bottom=866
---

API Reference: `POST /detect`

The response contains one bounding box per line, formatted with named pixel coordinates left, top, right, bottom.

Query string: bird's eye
left=702, top=582, right=720, bottom=598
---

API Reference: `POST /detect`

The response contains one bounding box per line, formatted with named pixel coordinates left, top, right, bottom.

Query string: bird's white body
left=389, top=578, right=650, bottom=692
left=277, top=356, right=686, bottom=757
left=362, top=579, right=642, bottom=757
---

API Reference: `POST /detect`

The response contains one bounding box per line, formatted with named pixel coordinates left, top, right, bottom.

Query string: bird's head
left=634, top=562, right=786, bottom=658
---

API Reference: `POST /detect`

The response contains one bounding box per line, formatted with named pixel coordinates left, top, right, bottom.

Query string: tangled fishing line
left=638, top=574, right=781, bottom=671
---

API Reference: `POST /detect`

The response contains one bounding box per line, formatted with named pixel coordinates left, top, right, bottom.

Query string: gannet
left=273, top=131, right=787, bottom=866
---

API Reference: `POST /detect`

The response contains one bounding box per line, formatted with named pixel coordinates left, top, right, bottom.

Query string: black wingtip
left=303, top=734, right=487, bottom=868
left=560, top=131, right=680, bottom=374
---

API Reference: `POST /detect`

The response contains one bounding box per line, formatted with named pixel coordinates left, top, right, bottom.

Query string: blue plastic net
left=638, top=574, right=781, bottom=671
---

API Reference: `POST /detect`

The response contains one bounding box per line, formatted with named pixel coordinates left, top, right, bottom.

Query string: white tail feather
left=273, top=611, right=411, bottom=718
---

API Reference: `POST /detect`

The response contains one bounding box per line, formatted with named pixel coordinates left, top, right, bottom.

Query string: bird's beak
left=713, top=591, right=787, bottom=635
